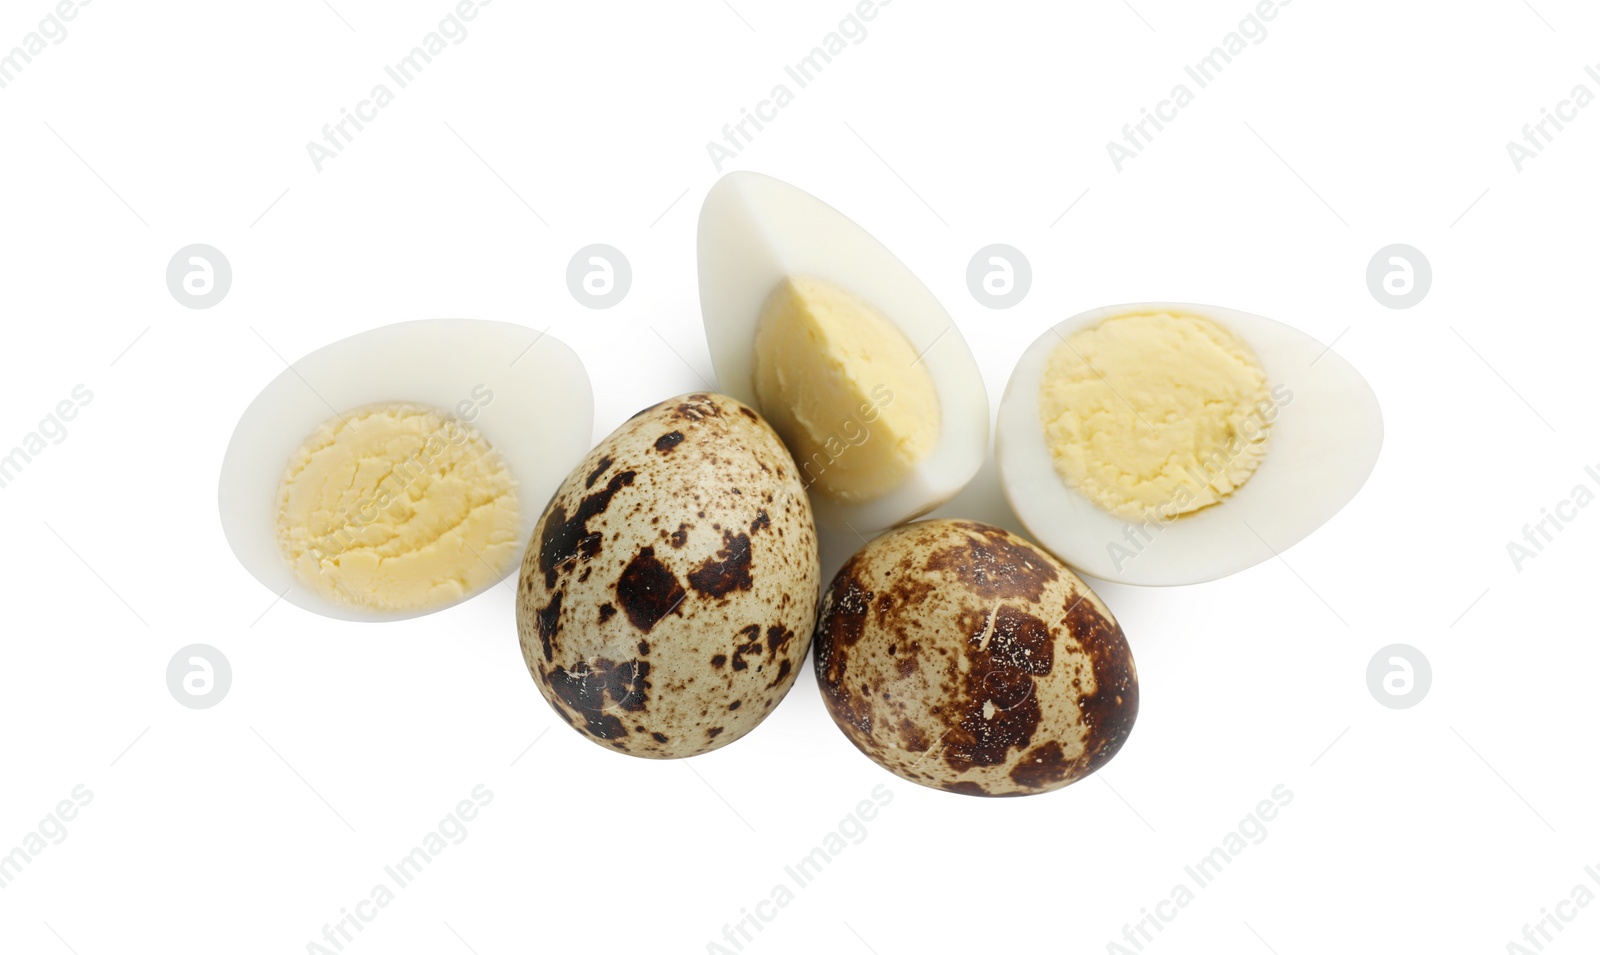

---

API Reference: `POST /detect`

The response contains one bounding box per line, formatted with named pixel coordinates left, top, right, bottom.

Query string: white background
left=1, top=1, right=1596, bottom=952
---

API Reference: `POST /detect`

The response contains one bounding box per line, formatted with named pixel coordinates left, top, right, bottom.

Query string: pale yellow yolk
left=275, top=403, right=521, bottom=613
left=752, top=275, right=941, bottom=503
left=1039, top=312, right=1273, bottom=522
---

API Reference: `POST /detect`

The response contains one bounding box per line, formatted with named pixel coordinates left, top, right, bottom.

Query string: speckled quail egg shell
left=812, top=519, right=1138, bottom=797
left=996, top=302, right=1384, bottom=587
left=517, top=392, right=821, bottom=759
left=218, top=319, right=593, bottom=622
left=697, top=171, right=989, bottom=532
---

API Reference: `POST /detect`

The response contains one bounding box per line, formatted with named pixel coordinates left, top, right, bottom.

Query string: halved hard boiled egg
left=996, top=303, right=1383, bottom=586
left=697, top=172, right=988, bottom=533
left=219, top=319, right=593, bottom=621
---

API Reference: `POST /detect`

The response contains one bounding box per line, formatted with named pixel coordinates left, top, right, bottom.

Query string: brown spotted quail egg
left=517, top=393, right=821, bottom=758
left=812, top=519, right=1138, bottom=796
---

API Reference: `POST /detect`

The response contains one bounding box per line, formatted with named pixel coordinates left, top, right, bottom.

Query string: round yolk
left=275, top=402, right=521, bottom=613
left=1038, top=312, right=1276, bottom=522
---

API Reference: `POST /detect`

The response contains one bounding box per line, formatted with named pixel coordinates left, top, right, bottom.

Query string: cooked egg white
left=219, top=319, right=593, bottom=622
left=698, top=171, right=988, bottom=533
left=997, top=303, right=1383, bottom=587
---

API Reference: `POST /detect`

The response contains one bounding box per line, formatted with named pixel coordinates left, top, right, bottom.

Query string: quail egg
left=517, top=393, right=821, bottom=758
left=997, top=303, right=1384, bottom=586
left=813, top=519, right=1138, bottom=797
left=219, top=320, right=592, bottom=621
left=697, top=171, right=989, bottom=533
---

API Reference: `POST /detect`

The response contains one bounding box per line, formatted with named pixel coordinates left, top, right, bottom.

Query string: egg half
left=996, top=303, right=1383, bottom=586
left=697, top=171, right=989, bottom=533
left=219, top=319, right=593, bottom=621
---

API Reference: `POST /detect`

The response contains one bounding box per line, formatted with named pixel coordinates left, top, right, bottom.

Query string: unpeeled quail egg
left=517, top=393, right=820, bottom=758
left=813, top=519, right=1138, bottom=797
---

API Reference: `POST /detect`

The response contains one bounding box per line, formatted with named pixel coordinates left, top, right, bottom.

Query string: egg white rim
left=996, top=302, right=1384, bottom=587
left=217, top=319, right=593, bottom=622
left=697, top=171, right=989, bottom=533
